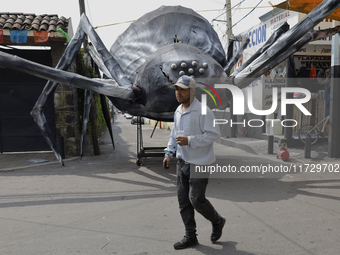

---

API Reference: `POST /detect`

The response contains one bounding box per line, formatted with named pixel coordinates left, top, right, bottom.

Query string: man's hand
left=176, top=136, right=188, bottom=146
left=163, top=157, right=171, bottom=169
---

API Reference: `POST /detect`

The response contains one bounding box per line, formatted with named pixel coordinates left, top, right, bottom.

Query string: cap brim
left=170, top=84, right=190, bottom=89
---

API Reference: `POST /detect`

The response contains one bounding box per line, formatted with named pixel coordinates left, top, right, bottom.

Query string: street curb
left=0, top=157, right=80, bottom=172
left=216, top=138, right=258, bottom=155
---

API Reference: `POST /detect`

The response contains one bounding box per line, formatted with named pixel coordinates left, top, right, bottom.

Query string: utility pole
left=226, top=0, right=237, bottom=137
left=78, top=0, right=88, bottom=51
left=78, top=0, right=100, bottom=156
left=226, top=0, right=233, bottom=42
left=78, top=0, right=85, bottom=15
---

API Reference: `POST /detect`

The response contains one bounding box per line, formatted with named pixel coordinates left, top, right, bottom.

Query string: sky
left=0, top=0, right=284, bottom=49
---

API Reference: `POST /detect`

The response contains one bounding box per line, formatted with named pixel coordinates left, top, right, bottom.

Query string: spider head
left=134, top=43, right=229, bottom=112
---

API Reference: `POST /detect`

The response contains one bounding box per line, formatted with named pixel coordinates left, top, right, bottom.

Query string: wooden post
left=78, top=0, right=100, bottom=155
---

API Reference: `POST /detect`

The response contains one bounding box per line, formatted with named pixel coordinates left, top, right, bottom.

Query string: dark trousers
left=176, top=160, right=220, bottom=237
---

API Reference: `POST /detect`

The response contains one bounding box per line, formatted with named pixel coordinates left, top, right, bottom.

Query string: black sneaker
left=173, top=235, right=198, bottom=250
left=211, top=217, right=226, bottom=242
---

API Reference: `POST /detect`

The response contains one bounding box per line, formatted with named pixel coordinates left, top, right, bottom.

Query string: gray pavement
left=0, top=114, right=340, bottom=254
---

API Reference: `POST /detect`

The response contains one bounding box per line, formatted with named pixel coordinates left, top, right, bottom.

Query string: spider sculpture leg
left=30, top=13, right=125, bottom=165
left=231, top=22, right=290, bottom=77
left=30, top=23, right=86, bottom=166
left=232, top=0, right=340, bottom=89
left=0, top=14, right=145, bottom=165
left=80, top=89, right=93, bottom=159
left=224, top=35, right=250, bottom=76
left=99, top=93, right=115, bottom=151
left=249, top=25, right=340, bottom=83
left=79, top=89, right=114, bottom=160
left=77, top=14, right=131, bottom=87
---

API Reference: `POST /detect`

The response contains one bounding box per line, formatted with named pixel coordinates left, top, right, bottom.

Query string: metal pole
left=304, top=134, right=311, bottom=158
left=268, top=135, right=274, bottom=154
left=284, top=55, right=295, bottom=145
left=328, top=20, right=340, bottom=158
left=57, top=136, right=66, bottom=159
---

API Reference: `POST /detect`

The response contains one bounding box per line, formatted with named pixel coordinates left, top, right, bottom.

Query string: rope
left=268, top=1, right=275, bottom=15
left=93, top=20, right=136, bottom=29
left=286, top=148, right=319, bottom=164
left=285, top=147, right=338, bottom=166
left=93, top=5, right=273, bottom=29
left=199, top=6, right=272, bottom=13
left=313, top=0, right=317, bottom=10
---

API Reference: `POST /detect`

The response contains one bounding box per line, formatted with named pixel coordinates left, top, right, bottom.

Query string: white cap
left=170, top=75, right=196, bottom=89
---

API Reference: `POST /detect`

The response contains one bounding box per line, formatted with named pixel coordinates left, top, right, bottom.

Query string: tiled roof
left=0, top=13, right=69, bottom=32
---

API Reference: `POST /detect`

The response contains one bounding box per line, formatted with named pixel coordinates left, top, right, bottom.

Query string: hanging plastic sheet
left=10, top=30, right=27, bottom=43
left=33, top=31, right=50, bottom=43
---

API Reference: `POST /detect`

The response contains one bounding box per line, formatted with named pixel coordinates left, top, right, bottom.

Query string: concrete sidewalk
left=0, top=151, right=79, bottom=172
left=0, top=114, right=339, bottom=255
left=0, top=112, right=340, bottom=171
left=1, top=115, right=339, bottom=172
left=218, top=136, right=340, bottom=164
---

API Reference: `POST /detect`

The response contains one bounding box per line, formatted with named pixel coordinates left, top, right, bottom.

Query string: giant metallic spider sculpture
left=0, top=0, right=340, bottom=165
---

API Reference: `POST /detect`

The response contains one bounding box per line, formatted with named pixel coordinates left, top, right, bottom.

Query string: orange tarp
left=275, top=0, right=340, bottom=21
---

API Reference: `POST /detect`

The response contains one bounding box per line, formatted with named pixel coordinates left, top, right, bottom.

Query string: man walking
left=163, top=75, right=225, bottom=250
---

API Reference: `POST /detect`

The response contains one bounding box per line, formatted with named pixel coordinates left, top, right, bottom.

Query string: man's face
left=175, top=86, right=191, bottom=104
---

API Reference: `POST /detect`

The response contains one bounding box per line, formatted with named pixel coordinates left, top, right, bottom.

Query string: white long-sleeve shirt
left=164, top=98, right=221, bottom=165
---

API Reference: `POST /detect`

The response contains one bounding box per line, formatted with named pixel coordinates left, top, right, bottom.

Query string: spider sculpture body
left=0, top=1, right=340, bottom=165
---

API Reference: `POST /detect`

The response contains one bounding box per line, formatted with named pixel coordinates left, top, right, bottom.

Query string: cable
left=94, top=20, right=136, bottom=29
left=85, top=0, right=93, bottom=24
left=212, top=0, right=247, bottom=22
left=231, top=0, right=264, bottom=30
left=93, top=4, right=273, bottom=30
left=208, top=0, right=225, bottom=5
left=232, top=0, right=247, bottom=9
left=198, top=5, right=271, bottom=13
